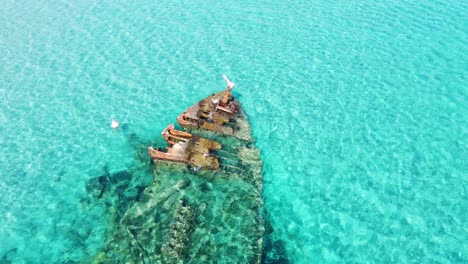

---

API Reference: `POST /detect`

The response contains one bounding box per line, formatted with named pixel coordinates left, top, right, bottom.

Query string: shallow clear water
left=0, top=0, right=466, bottom=263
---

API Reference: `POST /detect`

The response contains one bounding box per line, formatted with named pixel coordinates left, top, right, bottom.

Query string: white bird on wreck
left=222, top=74, right=235, bottom=89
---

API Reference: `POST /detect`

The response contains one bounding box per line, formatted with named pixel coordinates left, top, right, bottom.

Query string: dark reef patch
left=262, top=210, right=289, bottom=264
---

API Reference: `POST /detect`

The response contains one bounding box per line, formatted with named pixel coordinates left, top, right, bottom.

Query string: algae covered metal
left=88, top=76, right=264, bottom=263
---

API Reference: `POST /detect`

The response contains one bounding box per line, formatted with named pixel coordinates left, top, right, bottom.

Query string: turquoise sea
left=1, top=0, right=467, bottom=263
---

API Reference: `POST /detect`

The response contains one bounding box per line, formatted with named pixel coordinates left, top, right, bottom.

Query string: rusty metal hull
left=148, top=125, right=221, bottom=170
left=177, top=91, right=239, bottom=136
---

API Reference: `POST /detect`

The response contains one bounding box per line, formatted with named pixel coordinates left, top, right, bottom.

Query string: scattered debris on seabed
left=84, top=77, right=265, bottom=263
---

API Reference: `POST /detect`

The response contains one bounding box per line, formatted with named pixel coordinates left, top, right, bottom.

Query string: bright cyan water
left=0, top=0, right=466, bottom=263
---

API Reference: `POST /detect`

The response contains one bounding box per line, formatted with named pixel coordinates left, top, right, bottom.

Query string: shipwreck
left=87, top=75, right=264, bottom=263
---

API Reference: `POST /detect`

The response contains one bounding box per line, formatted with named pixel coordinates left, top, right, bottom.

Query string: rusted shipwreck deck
left=177, top=77, right=239, bottom=136
left=148, top=75, right=249, bottom=169
left=148, top=124, right=221, bottom=170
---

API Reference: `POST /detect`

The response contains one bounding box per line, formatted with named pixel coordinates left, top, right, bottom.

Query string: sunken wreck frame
left=87, top=76, right=264, bottom=263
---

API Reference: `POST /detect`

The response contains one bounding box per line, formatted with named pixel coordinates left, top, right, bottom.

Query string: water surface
left=0, top=0, right=466, bottom=263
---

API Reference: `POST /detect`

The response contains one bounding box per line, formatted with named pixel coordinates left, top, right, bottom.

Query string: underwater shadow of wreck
left=85, top=124, right=155, bottom=213
left=262, top=210, right=290, bottom=264
left=84, top=119, right=266, bottom=263
left=82, top=81, right=289, bottom=262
